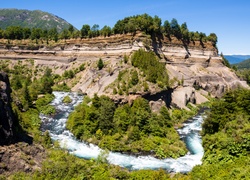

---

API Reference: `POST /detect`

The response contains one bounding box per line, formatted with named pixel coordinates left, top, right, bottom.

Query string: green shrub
left=97, top=58, right=104, bottom=70
left=62, top=95, right=72, bottom=104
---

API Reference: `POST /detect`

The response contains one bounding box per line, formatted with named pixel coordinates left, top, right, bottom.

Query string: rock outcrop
left=0, top=33, right=248, bottom=109
left=0, top=72, right=15, bottom=145
left=0, top=142, right=45, bottom=175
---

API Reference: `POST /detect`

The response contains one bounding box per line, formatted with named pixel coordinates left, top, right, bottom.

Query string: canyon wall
left=0, top=34, right=248, bottom=109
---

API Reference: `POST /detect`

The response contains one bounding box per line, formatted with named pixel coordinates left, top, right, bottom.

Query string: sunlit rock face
left=0, top=33, right=248, bottom=109
left=0, top=72, right=15, bottom=145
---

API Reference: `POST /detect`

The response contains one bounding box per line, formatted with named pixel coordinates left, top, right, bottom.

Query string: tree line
left=0, top=13, right=217, bottom=46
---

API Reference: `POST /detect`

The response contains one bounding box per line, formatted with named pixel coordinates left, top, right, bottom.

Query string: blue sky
left=1, top=0, right=250, bottom=55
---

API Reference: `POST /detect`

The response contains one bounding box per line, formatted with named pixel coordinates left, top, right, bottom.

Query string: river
left=40, top=91, right=205, bottom=173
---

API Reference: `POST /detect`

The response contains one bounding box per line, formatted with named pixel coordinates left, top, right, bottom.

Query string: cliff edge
left=0, top=33, right=248, bottom=109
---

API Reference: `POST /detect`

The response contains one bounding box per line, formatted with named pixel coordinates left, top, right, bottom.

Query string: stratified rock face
left=0, top=33, right=248, bottom=109
left=0, top=72, right=15, bottom=145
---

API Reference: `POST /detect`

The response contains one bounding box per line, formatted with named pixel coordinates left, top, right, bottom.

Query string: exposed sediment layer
left=0, top=34, right=248, bottom=109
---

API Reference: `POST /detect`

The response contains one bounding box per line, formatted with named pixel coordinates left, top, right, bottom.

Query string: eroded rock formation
left=0, top=33, right=248, bottom=109
left=0, top=72, right=15, bottom=145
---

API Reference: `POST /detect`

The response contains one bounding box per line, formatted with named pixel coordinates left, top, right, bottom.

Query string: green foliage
left=123, top=54, right=129, bottom=64
left=130, top=70, right=139, bottom=85
left=100, top=25, right=112, bottom=37
left=171, top=104, right=198, bottom=124
left=97, top=58, right=104, bottom=70
left=40, top=105, right=56, bottom=115
left=79, top=63, right=85, bottom=71
left=203, top=88, right=250, bottom=135
left=10, top=148, right=172, bottom=179
left=0, top=10, right=216, bottom=48
left=63, top=69, right=75, bottom=79
left=236, top=69, right=250, bottom=85
left=234, top=58, right=250, bottom=69
left=181, top=88, right=250, bottom=179
left=67, top=95, right=187, bottom=159
left=131, top=49, right=169, bottom=87
left=52, top=81, right=71, bottom=92
left=0, top=9, right=74, bottom=32
left=221, top=53, right=231, bottom=68
left=62, top=95, right=72, bottom=104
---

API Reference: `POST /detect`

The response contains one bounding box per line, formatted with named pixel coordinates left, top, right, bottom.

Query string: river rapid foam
left=40, top=91, right=205, bottom=173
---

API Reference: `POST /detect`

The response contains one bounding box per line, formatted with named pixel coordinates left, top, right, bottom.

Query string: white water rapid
left=40, top=92, right=205, bottom=173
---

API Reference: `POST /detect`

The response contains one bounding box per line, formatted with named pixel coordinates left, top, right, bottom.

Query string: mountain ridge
left=224, top=55, right=250, bottom=64
left=0, top=8, right=75, bottom=32
left=233, top=58, right=250, bottom=69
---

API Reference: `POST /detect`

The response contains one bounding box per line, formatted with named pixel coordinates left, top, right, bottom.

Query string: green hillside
left=234, top=58, right=250, bottom=69
left=0, top=9, right=75, bottom=32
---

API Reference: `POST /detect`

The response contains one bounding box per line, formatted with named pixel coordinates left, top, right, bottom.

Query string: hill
left=233, top=58, right=250, bottom=69
left=224, top=55, right=250, bottom=64
left=0, top=9, right=75, bottom=32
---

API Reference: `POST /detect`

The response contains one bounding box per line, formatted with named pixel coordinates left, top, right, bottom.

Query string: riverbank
left=40, top=91, right=206, bottom=173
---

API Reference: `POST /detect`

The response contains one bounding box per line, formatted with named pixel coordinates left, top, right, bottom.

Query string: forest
left=0, top=14, right=217, bottom=47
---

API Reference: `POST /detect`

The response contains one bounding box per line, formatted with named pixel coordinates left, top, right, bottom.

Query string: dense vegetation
left=234, top=58, right=250, bottom=69
left=131, top=49, right=169, bottom=86
left=0, top=60, right=55, bottom=140
left=110, top=49, right=169, bottom=95
left=0, top=13, right=217, bottom=47
left=3, top=149, right=171, bottom=180
left=66, top=95, right=188, bottom=159
left=175, top=88, right=250, bottom=179
left=0, top=59, right=177, bottom=179
left=232, top=58, right=250, bottom=85
left=2, top=56, right=249, bottom=179
left=236, top=69, right=250, bottom=85
left=0, top=9, right=74, bottom=32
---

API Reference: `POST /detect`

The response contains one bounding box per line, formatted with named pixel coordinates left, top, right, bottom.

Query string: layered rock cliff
left=0, top=72, right=15, bottom=145
left=0, top=33, right=248, bottom=109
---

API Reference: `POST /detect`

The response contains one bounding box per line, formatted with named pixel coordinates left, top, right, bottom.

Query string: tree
left=97, top=96, right=116, bottom=134
left=130, top=70, right=139, bottom=85
left=221, top=52, right=231, bottom=68
left=207, top=33, right=218, bottom=46
left=100, top=25, right=112, bottom=37
left=23, top=82, right=33, bottom=109
left=181, top=22, right=189, bottom=42
left=113, top=20, right=125, bottom=34
left=68, top=25, right=74, bottom=34
left=40, top=68, right=54, bottom=94
left=60, top=29, right=70, bottom=40
left=152, top=15, right=162, bottom=34
left=5, top=26, right=23, bottom=40
left=22, top=27, right=31, bottom=39
left=170, top=18, right=181, bottom=39
left=97, top=58, right=104, bottom=70
left=0, top=28, right=3, bottom=39
left=30, top=28, right=42, bottom=40
left=163, top=20, right=172, bottom=38
left=81, top=24, right=90, bottom=38
left=91, top=24, right=100, bottom=37
left=48, top=28, right=58, bottom=42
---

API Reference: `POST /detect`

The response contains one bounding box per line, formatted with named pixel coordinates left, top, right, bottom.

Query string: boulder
left=171, top=86, right=208, bottom=109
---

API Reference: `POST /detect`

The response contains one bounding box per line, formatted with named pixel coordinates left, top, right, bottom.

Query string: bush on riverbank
left=66, top=94, right=187, bottom=159
left=174, top=88, right=250, bottom=179
left=4, top=149, right=170, bottom=180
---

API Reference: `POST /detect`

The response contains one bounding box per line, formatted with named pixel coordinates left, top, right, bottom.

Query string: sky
left=1, top=0, right=250, bottom=55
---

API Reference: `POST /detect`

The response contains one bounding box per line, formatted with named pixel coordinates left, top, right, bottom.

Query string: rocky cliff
left=0, top=72, right=16, bottom=145
left=0, top=33, right=248, bottom=109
